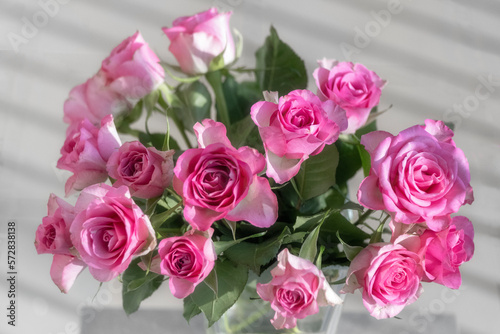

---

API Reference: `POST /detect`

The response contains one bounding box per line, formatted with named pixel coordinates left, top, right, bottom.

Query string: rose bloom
left=313, top=59, right=385, bottom=133
left=57, top=115, right=122, bottom=196
left=63, top=72, right=130, bottom=127
left=35, top=194, right=74, bottom=255
left=107, top=141, right=174, bottom=199
left=357, top=119, right=474, bottom=231
left=70, top=183, right=156, bottom=282
left=35, top=194, right=87, bottom=293
left=162, top=7, right=235, bottom=75
left=157, top=229, right=216, bottom=298
left=256, top=249, right=343, bottom=329
left=418, top=216, right=474, bottom=289
left=173, top=119, right=278, bottom=231
left=100, top=31, right=165, bottom=101
left=251, top=90, right=347, bottom=184
left=342, top=235, right=424, bottom=319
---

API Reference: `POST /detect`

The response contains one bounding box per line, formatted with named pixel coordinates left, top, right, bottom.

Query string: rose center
left=45, top=225, right=56, bottom=247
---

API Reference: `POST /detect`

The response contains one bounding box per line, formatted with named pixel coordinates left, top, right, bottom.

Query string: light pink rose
left=70, top=184, right=156, bottom=282
left=357, top=119, right=474, bottom=231
left=418, top=216, right=474, bottom=289
left=100, top=31, right=165, bottom=101
left=313, top=59, right=385, bottom=133
left=35, top=194, right=87, bottom=293
left=57, top=115, right=122, bottom=196
left=35, top=194, right=74, bottom=255
left=162, top=7, right=236, bottom=75
left=342, top=235, right=424, bottom=319
left=256, top=249, right=343, bottom=329
left=173, top=119, right=278, bottom=231
left=251, top=90, right=347, bottom=184
left=107, top=141, right=174, bottom=199
left=157, top=229, right=216, bottom=298
left=63, top=72, right=130, bottom=127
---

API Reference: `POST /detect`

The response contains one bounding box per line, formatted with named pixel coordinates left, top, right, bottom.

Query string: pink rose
left=35, top=194, right=74, bottom=255
left=70, top=184, right=156, bottom=282
left=251, top=90, right=347, bottom=183
left=162, top=8, right=236, bottom=75
left=107, top=141, right=174, bottom=199
left=63, top=72, right=130, bottom=126
left=35, top=194, right=87, bottom=293
left=357, top=119, right=474, bottom=231
left=418, top=216, right=474, bottom=289
left=57, top=115, right=122, bottom=196
left=100, top=31, right=165, bottom=101
left=256, top=249, right=343, bottom=329
left=173, top=119, right=278, bottom=231
left=157, top=229, right=216, bottom=298
left=342, top=235, right=424, bottom=319
left=313, top=59, right=385, bottom=133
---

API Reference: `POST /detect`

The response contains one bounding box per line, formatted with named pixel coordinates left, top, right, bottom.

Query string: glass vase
left=207, top=266, right=347, bottom=334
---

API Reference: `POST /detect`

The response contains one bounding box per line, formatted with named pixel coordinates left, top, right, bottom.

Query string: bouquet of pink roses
left=35, top=7, right=474, bottom=332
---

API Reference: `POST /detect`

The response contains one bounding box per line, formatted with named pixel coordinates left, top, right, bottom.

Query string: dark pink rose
left=63, top=72, right=130, bottom=126
left=162, top=8, right=235, bottom=75
left=70, top=184, right=156, bottom=282
left=100, top=31, right=165, bottom=101
left=358, top=119, right=474, bottom=231
left=342, top=235, right=424, bottom=319
left=35, top=194, right=74, bottom=255
left=419, top=216, right=474, bottom=289
left=256, top=249, right=343, bottom=329
left=107, top=141, right=174, bottom=199
left=173, top=119, right=278, bottom=231
left=251, top=90, right=347, bottom=183
left=158, top=229, right=216, bottom=298
left=57, top=115, right=121, bottom=196
left=313, top=59, right=385, bottom=133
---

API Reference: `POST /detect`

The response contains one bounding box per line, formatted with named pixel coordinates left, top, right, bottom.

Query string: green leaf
left=255, top=26, right=307, bottom=95
left=299, top=222, right=323, bottom=263
left=294, top=144, right=339, bottom=201
left=213, top=232, right=266, bottom=255
left=335, top=139, right=362, bottom=188
left=190, top=260, right=248, bottom=327
left=122, top=258, right=164, bottom=315
left=358, top=144, right=371, bottom=177
left=222, top=76, right=262, bottom=124
left=138, top=132, right=180, bottom=151
left=322, top=211, right=370, bottom=246
left=173, top=81, right=212, bottom=132
left=226, top=114, right=263, bottom=151
left=336, top=231, right=364, bottom=261
left=183, top=297, right=202, bottom=324
left=224, top=228, right=291, bottom=274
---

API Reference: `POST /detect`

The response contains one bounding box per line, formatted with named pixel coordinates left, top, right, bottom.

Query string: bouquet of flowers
left=35, top=7, right=475, bottom=332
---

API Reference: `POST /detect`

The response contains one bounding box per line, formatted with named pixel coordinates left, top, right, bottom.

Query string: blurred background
left=1, top=0, right=499, bottom=333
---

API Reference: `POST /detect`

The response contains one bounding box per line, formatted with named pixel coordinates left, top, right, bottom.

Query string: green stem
left=354, top=209, right=373, bottom=226
left=206, top=70, right=230, bottom=126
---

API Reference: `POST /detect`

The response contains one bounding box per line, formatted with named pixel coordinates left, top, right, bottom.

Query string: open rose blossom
left=107, top=141, right=174, bottom=199
left=173, top=119, right=278, bottom=231
left=418, top=216, right=474, bottom=289
left=357, top=119, right=474, bottom=231
left=157, top=229, right=216, bottom=298
left=100, top=31, right=165, bottom=101
left=70, top=183, right=156, bottom=282
left=313, top=59, right=385, bottom=133
left=256, top=249, right=343, bottom=329
left=36, top=194, right=87, bottom=293
left=342, top=235, right=424, bottom=319
left=162, top=7, right=235, bottom=75
left=57, top=115, right=122, bottom=196
left=251, top=90, right=347, bottom=184
left=63, top=72, right=130, bottom=127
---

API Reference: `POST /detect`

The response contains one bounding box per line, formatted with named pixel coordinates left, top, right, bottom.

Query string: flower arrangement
left=35, top=7, right=475, bottom=332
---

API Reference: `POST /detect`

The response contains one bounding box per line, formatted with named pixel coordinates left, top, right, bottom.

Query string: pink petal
left=183, top=204, right=226, bottom=231
left=357, top=175, right=385, bottom=210
left=169, top=277, right=196, bottom=299
left=226, top=176, right=278, bottom=228
left=193, top=119, right=232, bottom=149
left=265, top=150, right=303, bottom=184
left=360, top=131, right=392, bottom=156
left=50, top=254, right=87, bottom=293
